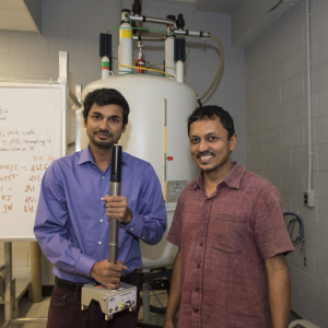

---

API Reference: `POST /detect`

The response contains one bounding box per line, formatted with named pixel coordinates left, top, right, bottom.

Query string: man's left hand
left=102, top=195, right=132, bottom=224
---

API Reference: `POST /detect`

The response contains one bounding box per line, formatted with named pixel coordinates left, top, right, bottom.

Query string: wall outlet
left=304, top=190, right=314, bottom=208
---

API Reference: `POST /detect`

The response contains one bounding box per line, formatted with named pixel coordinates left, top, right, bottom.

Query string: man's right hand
left=90, top=259, right=127, bottom=289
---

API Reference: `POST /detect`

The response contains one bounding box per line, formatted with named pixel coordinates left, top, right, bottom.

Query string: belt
left=55, top=270, right=139, bottom=294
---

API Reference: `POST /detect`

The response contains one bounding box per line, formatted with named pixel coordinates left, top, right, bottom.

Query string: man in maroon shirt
left=163, top=106, right=294, bottom=328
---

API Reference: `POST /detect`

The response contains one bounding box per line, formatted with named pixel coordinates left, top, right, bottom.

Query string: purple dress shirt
left=34, top=145, right=167, bottom=283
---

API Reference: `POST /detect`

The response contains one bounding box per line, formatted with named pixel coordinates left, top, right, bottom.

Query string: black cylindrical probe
left=108, top=145, right=122, bottom=264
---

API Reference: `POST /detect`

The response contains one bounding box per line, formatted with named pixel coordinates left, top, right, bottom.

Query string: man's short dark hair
left=187, top=105, right=235, bottom=139
left=83, top=88, right=130, bottom=126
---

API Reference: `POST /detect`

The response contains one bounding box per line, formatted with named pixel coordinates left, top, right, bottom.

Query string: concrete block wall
left=0, top=0, right=245, bottom=286
left=245, top=0, right=328, bottom=325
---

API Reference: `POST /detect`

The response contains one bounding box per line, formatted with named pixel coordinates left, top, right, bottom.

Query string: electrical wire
left=148, top=283, right=166, bottom=312
left=199, top=34, right=224, bottom=101
left=118, top=62, right=174, bottom=77
left=147, top=62, right=176, bottom=70
left=283, top=212, right=304, bottom=245
left=119, top=70, right=167, bottom=77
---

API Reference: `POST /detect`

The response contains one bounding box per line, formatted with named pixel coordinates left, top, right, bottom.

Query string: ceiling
left=0, top=0, right=244, bottom=36
left=0, top=0, right=41, bottom=34
left=0, top=0, right=298, bottom=48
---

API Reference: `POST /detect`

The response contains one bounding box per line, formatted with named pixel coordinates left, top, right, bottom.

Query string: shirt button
left=197, top=264, right=200, bottom=269
left=130, top=227, right=134, bottom=231
left=99, top=219, right=103, bottom=222
left=203, top=221, right=206, bottom=224
left=194, top=309, right=199, bottom=314
left=102, top=176, right=105, bottom=179
left=199, top=242, right=203, bottom=246
left=195, top=287, right=199, bottom=292
left=142, top=236, right=145, bottom=239
left=98, top=241, right=102, bottom=245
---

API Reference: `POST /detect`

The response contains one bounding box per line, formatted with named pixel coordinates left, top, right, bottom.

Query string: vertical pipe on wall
left=306, top=0, right=313, bottom=191
left=4, top=242, right=13, bottom=322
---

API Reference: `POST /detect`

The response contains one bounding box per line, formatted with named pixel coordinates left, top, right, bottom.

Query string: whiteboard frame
left=0, top=81, right=67, bottom=241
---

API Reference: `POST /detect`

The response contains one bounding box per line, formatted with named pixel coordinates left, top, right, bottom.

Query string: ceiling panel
left=0, top=0, right=40, bottom=33
left=0, top=0, right=26, bottom=10
left=0, top=10, right=36, bottom=32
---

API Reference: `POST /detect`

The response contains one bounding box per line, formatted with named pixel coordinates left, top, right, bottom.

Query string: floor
left=0, top=289, right=301, bottom=328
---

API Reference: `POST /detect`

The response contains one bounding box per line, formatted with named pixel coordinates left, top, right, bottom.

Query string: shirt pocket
left=209, top=211, right=245, bottom=254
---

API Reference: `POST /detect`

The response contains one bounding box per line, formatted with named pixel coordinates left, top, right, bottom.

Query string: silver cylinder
left=108, top=181, right=120, bottom=264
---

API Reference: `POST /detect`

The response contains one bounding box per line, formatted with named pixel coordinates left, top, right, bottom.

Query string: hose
left=283, top=212, right=304, bottom=245
left=199, top=34, right=224, bottom=101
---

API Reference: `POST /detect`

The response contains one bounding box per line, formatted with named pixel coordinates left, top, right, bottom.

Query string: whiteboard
left=0, top=82, right=66, bottom=241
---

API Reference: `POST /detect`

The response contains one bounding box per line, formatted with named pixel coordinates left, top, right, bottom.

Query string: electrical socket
left=304, top=189, right=314, bottom=208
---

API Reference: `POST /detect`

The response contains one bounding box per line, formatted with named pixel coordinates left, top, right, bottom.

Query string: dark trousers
left=47, top=275, right=140, bottom=328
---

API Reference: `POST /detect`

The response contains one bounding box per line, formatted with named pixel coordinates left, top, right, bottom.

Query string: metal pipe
left=74, top=84, right=82, bottom=153
left=174, top=30, right=210, bottom=37
left=108, top=145, right=122, bottom=264
left=68, top=86, right=81, bottom=108
left=130, top=15, right=176, bottom=30
left=0, top=79, right=59, bottom=84
left=132, top=35, right=166, bottom=41
left=306, top=0, right=313, bottom=191
left=4, top=242, right=13, bottom=322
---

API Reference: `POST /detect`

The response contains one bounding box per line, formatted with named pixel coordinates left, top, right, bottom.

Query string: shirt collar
left=78, top=144, right=128, bottom=165
left=189, top=162, right=246, bottom=190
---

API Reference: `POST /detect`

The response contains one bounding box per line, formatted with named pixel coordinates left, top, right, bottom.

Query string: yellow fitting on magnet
left=120, top=30, right=132, bottom=39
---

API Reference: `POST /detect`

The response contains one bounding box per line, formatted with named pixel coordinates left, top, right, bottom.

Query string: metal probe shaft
left=108, top=145, right=122, bottom=264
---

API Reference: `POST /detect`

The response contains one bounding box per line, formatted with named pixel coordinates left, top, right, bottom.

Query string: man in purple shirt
left=164, top=106, right=293, bottom=328
left=34, top=88, right=166, bottom=328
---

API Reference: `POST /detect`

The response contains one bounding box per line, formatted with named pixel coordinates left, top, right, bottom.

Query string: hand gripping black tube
left=108, top=145, right=122, bottom=264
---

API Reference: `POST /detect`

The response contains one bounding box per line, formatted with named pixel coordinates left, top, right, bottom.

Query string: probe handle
left=108, top=145, right=122, bottom=264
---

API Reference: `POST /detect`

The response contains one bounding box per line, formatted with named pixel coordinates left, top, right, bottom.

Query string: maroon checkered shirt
left=167, top=162, right=294, bottom=328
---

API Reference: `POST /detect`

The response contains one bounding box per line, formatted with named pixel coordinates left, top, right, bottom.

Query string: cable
left=283, top=212, right=304, bottom=245
left=196, top=94, right=203, bottom=107
left=199, top=34, right=224, bottom=101
left=118, top=62, right=175, bottom=77
left=148, top=283, right=166, bottom=312
left=146, top=62, right=176, bottom=70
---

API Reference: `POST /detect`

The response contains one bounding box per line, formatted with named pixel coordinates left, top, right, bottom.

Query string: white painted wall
left=245, top=0, right=328, bottom=325
left=0, top=0, right=245, bottom=286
